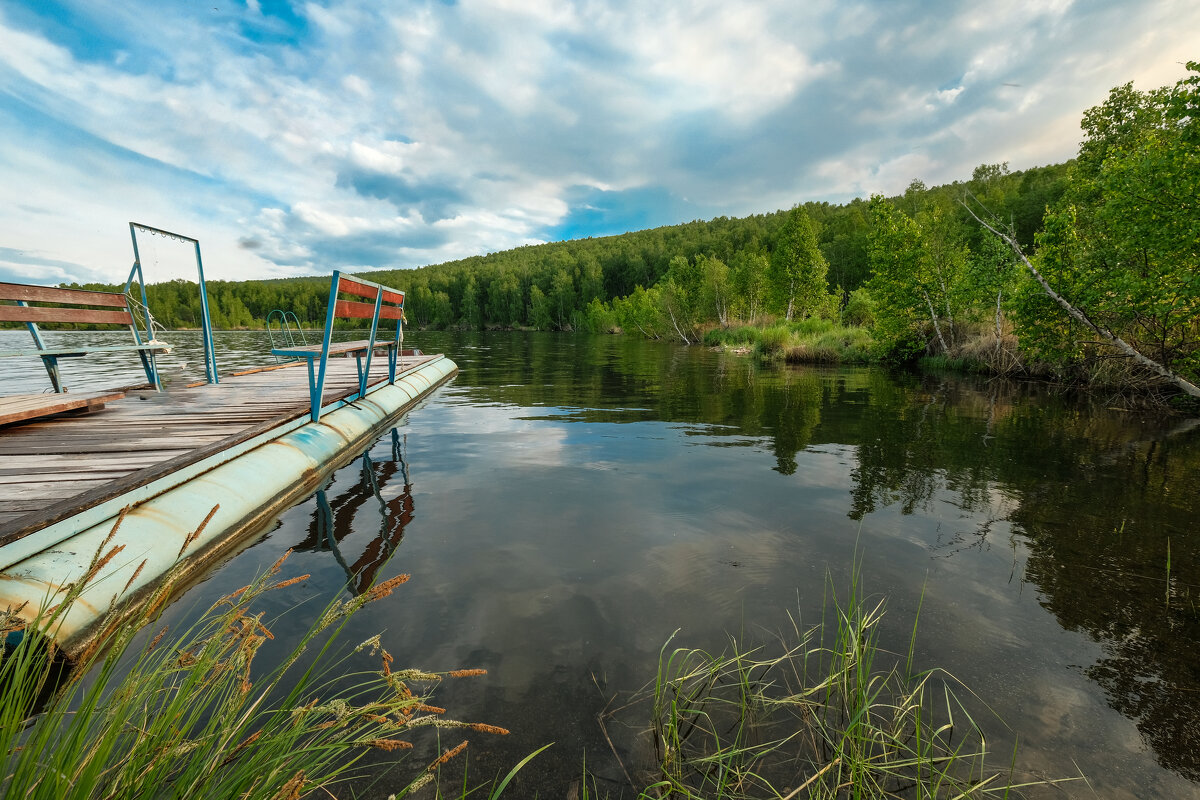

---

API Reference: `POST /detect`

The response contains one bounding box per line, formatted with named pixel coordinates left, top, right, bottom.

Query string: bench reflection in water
left=295, top=428, right=413, bottom=595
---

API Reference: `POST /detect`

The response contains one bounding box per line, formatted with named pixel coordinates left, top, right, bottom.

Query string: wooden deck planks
left=0, top=355, right=440, bottom=543
left=0, top=392, right=126, bottom=426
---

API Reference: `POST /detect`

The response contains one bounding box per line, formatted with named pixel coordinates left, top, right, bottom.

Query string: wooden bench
left=0, top=282, right=171, bottom=393
left=271, top=270, right=407, bottom=422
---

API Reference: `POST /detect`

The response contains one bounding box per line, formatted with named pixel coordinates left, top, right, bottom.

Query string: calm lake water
left=5, top=329, right=1199, bottom=798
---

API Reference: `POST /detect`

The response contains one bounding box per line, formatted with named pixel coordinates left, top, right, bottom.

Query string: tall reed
left=0, top=526, right=517, bottom=799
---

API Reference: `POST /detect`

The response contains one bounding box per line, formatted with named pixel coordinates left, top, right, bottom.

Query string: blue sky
left=0, top=1, right=1197, bottom=284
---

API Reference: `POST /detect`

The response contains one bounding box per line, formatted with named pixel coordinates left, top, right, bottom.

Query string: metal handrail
left=266, top=309, right=308, bottom=362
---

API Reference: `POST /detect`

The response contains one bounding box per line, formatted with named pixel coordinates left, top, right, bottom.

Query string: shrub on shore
left=706, top=319, right=875, bottom=365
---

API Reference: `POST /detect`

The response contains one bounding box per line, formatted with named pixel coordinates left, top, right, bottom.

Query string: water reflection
left=431, top=332, right=1200, bottom=791
left=296, top=430, right=414, bottom=596
left=11, top=329, right=1198, bottom=796
left=1012, top=417, right=1200, bottom=781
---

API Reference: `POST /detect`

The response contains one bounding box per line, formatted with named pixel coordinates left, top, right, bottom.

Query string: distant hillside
left=45, top=161, right=1069, bottom=332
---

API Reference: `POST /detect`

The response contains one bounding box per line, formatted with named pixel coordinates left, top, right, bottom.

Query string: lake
left=4, top=329, right=1199, bottom=798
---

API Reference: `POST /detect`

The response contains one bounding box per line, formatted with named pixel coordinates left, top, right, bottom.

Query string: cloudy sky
left=0, top=1, right=1196, bottom=284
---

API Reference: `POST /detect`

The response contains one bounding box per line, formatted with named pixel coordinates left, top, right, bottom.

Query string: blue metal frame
left=266, top=310, right=308, bottom=362
left=128, top=222, right=218, bottom=385
left=16, top=300, right=63, bottom=393
left=7, top=295, right=164, bottom=393
left=271, top=270, right=407, bottom=422
left=124, top=232, right=163, bottom=390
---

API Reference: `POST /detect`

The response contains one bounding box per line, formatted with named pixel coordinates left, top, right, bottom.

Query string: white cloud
left=0, top=0, right=1198, bottom=283
left=613, top=3, right=826, bottom=119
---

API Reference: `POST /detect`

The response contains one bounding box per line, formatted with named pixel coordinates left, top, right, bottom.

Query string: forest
left=44, top=63, right=1200, bottom=397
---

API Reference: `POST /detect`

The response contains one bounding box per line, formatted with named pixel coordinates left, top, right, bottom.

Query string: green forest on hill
left=114, top=158, right=1066, bottom=335
left=44, top=64, right=1200, bottom=396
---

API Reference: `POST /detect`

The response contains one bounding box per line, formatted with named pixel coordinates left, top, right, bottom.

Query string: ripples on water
left=4, top=329, right=1198, bottom=798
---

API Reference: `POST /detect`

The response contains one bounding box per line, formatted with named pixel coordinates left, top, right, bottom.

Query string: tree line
left=46, top=158, right=1066, bottom=335
left=35, top=64, right=1198, bottom=394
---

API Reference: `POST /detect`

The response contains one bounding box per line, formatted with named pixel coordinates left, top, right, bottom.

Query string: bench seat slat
left=272, top=339, right=396, bottom=359
left=0, top=343, right=172, bottom=358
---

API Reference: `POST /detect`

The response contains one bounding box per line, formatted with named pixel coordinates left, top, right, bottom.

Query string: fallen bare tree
left=962, top=201, right=1200, bottom=399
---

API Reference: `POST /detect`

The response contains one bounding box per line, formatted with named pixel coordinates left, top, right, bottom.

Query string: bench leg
left=136, top=349, right=163, bottom=391
left=355, top=353, right=367, bottom=399
left=307, top=357, right=322, bottom=422
left=39, top=354, right=65, bottom=393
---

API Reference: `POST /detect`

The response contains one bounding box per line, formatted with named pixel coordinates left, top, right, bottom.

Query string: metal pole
left=313, top=271, right=341, bottom=421
left=359, top=288, right=383, bottom=397
left=17, top=302, right=63, bottom=392
left=126, top=226, right=155, bottom=339
left=193, top=241, right=219, bottom=384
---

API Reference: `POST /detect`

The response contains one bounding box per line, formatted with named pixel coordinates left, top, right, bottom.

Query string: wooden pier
left=0, top=355, right=442, bottom=539
left=0, top=264, right=449, bottom=656
left=0, top=352, right=457, bottom=655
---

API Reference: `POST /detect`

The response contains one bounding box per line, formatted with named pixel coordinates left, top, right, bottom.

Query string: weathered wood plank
left=0, top=471, right=135, bottom=485
left=0, top=392, right=125, bottom=426
left=0, top=282, right=130, bottom=307
left=0, top=500, right=50, bottom=512
left=1, top=480, right=114, bottom=499
left=0, top=306, right=134, bottom=325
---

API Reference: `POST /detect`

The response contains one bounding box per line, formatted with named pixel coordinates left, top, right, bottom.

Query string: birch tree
left=973, top=62, right=1200, bottom=397
left=770, top=208, right=829, bottom=320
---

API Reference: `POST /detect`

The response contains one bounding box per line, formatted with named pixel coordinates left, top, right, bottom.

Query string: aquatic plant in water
left=628, top=567, right=1074, bottom=798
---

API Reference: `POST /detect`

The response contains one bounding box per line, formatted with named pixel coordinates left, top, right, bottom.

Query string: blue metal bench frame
left=270, top=270, right=406, bottom=422
left=0, top=282, right=169, bottom=392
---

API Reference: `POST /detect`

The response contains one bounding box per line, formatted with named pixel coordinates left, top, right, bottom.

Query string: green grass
left=0, top=523, right=530, bottom=799
left=704, top=320, right=876, bottom=365
left=628, top=566, right=1073, bottom=799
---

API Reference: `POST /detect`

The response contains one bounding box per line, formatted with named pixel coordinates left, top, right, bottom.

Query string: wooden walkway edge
left=0, top=355, right=441, bottom=544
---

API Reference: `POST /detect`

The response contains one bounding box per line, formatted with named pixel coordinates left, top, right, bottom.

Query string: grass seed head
left=365, top=738, right=414, bottom=751
left=366, top=573, right=411, bottom=602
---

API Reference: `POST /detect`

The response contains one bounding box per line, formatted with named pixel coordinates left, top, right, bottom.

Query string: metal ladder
left=266, top=309, right=308, bottom=363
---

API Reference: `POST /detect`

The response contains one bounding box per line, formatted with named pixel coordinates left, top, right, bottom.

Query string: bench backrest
left=320, top=271, right=405, bottom=357
left=328, top=273, right=405, bottom=327
left=297, top=271, right=408, bottom=422
left=0, top=283, right=136, bottom=327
